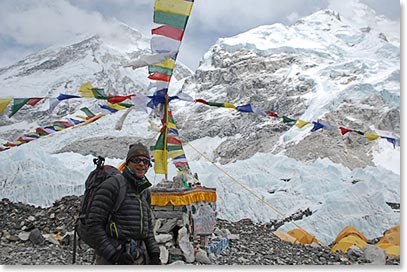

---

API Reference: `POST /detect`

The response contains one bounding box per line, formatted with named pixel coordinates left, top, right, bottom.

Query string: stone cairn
left=151, top=173, right=231, bottom=264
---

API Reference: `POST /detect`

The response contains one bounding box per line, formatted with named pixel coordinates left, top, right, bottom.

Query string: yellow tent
left=331, top=235, right=367, bottom=253
left=375, top=243, right=400, bottom=257
left=273, top=231, right=298, bottom=244
left=375, top=225, right=400, bottom=257
left=385, top=225, right=400, bottom=235
left=377, top=232, right=400, bottom=246
left=287, top=229, right=319, bottom=244
left=377, top=225, right=400, bottom=246
left=334, top=226, right=368, bottom=244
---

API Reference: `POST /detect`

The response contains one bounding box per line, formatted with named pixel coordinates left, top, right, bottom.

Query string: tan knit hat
left=126, top=142, right=150, bottom=163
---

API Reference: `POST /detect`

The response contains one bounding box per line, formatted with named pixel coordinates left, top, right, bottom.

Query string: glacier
left=0, top=6, right=400, bottom=245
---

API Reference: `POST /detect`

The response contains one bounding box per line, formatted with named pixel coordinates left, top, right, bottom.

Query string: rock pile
left=0, top=197, right=400, bottom=265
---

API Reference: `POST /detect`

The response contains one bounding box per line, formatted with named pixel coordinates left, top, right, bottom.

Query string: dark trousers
left=95, top=254, right=145, bottom=265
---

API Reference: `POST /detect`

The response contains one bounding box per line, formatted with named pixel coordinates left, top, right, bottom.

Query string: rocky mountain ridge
left=173, top=9, right=399, bottom=169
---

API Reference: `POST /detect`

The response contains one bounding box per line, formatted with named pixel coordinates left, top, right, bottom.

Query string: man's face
left=127, top=156, right=150, bottom=178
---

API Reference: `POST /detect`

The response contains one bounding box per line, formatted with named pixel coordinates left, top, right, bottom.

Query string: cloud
left=286, top=12, right=300, bottom=23
left=0, top=0, right=400, bottom=70
left=0, top=0, right=122, bottom=46
left=191, top=0, right=328, bottom=34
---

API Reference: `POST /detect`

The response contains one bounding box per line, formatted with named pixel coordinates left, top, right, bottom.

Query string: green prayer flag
left=91, top=88, right=109, bottom=99
left=282, top=116, right=297, bottom=123
left=154, top=11, right=188, bottom=29
left=148, top=65, right=173, bottom=76
left=8, top=98, right=29, bottom=118
left=80, top=107, right=95, bottom=117
left=207, top=102, right=225, bottom=107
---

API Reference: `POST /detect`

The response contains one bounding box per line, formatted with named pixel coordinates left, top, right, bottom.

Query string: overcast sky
left=0, top=0, right=401, bottom=71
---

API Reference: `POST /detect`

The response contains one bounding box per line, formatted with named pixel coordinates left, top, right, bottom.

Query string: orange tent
left=377, top=225, right=400, bottom=246
left=331, top=235, right=367, bottom=253
left=375, top=243, right=400, bottom=257
left=273, top=231, right=298, bottom=244
left=375, top=225, right=400, bottom=256
left=287, top=229, right=318, bottom=244
left=334, top=226, right=368, bottom=244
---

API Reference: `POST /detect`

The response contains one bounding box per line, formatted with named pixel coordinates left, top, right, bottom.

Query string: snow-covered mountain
left=0, top=23, right=192, bottom=141
left=176, top=9, right=399, bottom=171
left=0, top=6, right=400, bottom=244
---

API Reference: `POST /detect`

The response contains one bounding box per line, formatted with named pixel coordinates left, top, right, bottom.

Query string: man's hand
left=117, top=252, right=134, bottom=265
left=149, top=253, right=161, bottom=265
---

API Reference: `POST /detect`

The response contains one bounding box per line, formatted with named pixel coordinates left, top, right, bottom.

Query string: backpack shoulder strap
left=141, top=188, right=152, bottom=206
left=112, top=174, right=127, bottom=213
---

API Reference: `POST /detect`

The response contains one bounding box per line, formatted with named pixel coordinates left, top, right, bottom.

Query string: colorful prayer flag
left=296, top=119, right=310, bottom=128
left=282, top=116, right=297, bottom=123
left=27, top=98, right=43, bottom=106
left=0, top=98, right=12, bottom=115
left=236, top=104, right=254, bottom=113
left=154, top=11, right=189, bottom=29
left=310, top=121, right=324, bottom=132
left=57, top=94, right=81, bottom=101
left=339, top=126, right=353, bottom=135
left=152, top=25, right=185, bottom=41
left=148, top=72, right=172, bottom=82
left=154, top=0, right=194, bottom=16
left=154, top=130, right=168, bottom=174
left=365, top=133, right=380, bottom=141
left=8, top=98, right=29, bottom=118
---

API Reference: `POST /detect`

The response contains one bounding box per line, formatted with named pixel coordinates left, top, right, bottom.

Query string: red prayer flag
left=267, top=111, right=279, bottom=118
left=27, top=98, right=43, bottom=106
left=339, top=126, right=353, bottom=135
left=167, top=137, right=182, bottom=145
left=5, top=142, right=17, bottom=147
left=152, top=25, right=184, bottom=41
left=195, top=99, right=208, bottom=105
left=36, top=128, right=49, bottom=135
left=148, top=72, right=171, bottom=82
left=174, top=161, right=189, bottom=167
left=107, top=95, right=131, bottom=104
left=18, top=136, right=34, bottom=143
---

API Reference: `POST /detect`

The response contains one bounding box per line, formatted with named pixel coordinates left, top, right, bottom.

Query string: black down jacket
left=86, top=166, right=160, bottom=262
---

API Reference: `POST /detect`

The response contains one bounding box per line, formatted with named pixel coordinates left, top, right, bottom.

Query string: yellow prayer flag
left=296, top=119, right=311, bottom=128
left=75, top=115, right=88, bottom=120
left=154, top=0, right=193, bottom=16
left=365, top=133, right=380, bottom=141
left=78, top=82, right=95, bottom=98
left=224, top=102, right=236, bottom=109
left=167, top=121, right=177, bottom=129
left=0, top=98, right=12, bottom=115
left=168, top=149, right=184, bottom=160
left=155, top=58, right=176, bottom=70
left=107, top=103, right=126, bottom=111
left=154, top=149, right=168, bottom=174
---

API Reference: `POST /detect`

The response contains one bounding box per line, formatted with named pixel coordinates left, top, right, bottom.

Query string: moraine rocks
left=0, top=197, right=399, bottom=265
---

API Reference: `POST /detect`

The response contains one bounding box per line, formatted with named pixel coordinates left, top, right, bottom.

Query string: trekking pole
left=73, top=228, right=77, bottom=264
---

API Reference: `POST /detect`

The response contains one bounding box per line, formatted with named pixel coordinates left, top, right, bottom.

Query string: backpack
left=73, top=156, right=127, bottom=263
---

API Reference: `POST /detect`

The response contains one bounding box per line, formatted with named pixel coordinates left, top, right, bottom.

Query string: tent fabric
left=377, top=232, right=400, bottom=246
left=331, top=235, right=367, bottom=253
left=376, top=225, right=400, bottom=246
left=287, top=229, right=318, bottom=244
left=375, top=243, right=400, bottom=257
left=273, top=231, right=298, bottom=244
left=334, top=226, right=368, bottom=244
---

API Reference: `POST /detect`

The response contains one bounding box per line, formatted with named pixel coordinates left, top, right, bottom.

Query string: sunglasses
left=129, top=157, right=151, bottom=166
